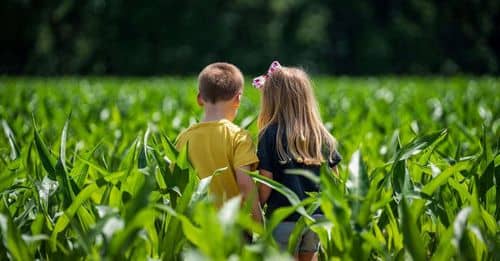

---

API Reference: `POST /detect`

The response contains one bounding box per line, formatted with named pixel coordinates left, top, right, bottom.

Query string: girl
left=253, top=61, right=341, bottom=261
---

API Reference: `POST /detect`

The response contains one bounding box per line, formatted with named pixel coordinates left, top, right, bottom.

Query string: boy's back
left=176, top=119, right=258, bottom=207
left=174, top=62, right=261, bottom=222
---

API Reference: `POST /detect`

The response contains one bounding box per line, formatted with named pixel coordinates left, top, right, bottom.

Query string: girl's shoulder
left=260, top=124, right=279, bottom=139
left=258, top=124, right=280, bottom=152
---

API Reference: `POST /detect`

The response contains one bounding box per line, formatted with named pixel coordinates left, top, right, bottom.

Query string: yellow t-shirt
left=175, top=119, right=259, bottom=207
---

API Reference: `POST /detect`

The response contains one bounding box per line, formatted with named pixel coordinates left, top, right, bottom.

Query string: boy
left=176, top=62, right=261, bottom=222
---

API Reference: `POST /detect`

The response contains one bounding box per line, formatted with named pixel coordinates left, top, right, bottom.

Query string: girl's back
left=255, top=61, right=341, bottom=259
left=258, top=123, right=341, bottom=221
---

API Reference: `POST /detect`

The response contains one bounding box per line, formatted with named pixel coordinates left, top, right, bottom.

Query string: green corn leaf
left=346, top=150, right=369, bottom=219
left=174, top=166, right=199, bottom=213
left=137, top=142, right=148, bottom=169
left=401, top=197, right=426, bottom=261
left=144, top=215, right=159, bottom=257
left=1, top=119, right=20, bottom=160
left=480, top=208, right=497, bottom=236
left=151, top=148, right=170, bottom=190
left=162, top=133, right=179, bottom=160
left=288, top=216, right=308, bottom=254
left=74, top=142, right=102, bottom=187
left=2, top=75, right=499, bottom=260
left=391, top=158, right=414, bottom=197
left=108, top=208, right=158, bottom=258
left=392, top=129, right=447, bottom=162
left=55, top=159, right=74, bottom=205
left=247, top=171, right=312, bottom=220
left=239, top=115, right=256, bottom=130
left=430, top=225, right=455, bottom=261
left=478, top=160, right=495, bottom=203
left=357, top=170, right=385, bottom=227
left=287, top=202, right=320, bottom=254
left=385, top=204, right=403, bottom=252
left=59, top=112, right=70, bottom=172
left=33, top=125, right=56, bottom=177
left=123, top=169, right=154, bottom=222
left=155, top=204, right=203, bottom=251
left=190, top=174, right=214, bottom=204
left=176, top=141, right=190, bottom=170
left=360, top=230, right=384, bottom=253
left=495, top=162, right=500, bottom=220
left=452, top=207, right=472, bottom=257
left=0, top=211, right=32, bottom=261
left=479, top=125, right=492, bottom=164
left=168, top=166, right=190, bottom=208
left=421, top=161, right=470, bottom=196
left=55, top=114, right=79, bottom=206
left=77, top=156, right=112, bottom=178
left=267, top=197, right=315, bottom=235
left=217, top=195, right=241, bottom=227
left=119, top=138, right=138, bottom=174
left=49, top=182, right=100, bottom=251
left=347, top=150, right=369, bottom=198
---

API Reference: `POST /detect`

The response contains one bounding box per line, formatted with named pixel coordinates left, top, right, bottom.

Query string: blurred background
left=1, top=0, right=499, bottom=75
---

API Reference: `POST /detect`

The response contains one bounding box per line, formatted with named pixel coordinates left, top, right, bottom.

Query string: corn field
left=0, top=77, right=498, bottom=260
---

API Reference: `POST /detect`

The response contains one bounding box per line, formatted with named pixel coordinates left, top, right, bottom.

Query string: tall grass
left=0, top=77, right=498, bottom=260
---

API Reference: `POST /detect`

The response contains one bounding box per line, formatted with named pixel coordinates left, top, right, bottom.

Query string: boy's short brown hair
left=198, top=62, right=244, bottom=103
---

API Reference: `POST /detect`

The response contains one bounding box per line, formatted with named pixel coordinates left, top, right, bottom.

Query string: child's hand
left=332, top=166, right=339, bottom=176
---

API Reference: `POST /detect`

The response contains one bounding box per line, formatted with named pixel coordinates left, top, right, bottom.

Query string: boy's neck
left=202, top=102, right=237, bottom=122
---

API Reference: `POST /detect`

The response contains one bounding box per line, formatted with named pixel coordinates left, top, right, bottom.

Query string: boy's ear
left=234, top=93, right=242, bottom=105
left=197, top=93, right=204, bottom=106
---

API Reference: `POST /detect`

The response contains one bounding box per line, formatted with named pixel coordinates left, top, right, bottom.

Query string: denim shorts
left=272, top=218, right=320, bottom=253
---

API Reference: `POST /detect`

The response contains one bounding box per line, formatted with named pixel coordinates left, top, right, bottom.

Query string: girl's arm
left=329, top=150, right=342, bottom=176
left=258, top=169, right=273, bottom=205
left=332, top=166, right=339, bottom=176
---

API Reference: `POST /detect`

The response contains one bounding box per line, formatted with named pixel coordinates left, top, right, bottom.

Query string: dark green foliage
left=0, top=1, right=499, bottom=75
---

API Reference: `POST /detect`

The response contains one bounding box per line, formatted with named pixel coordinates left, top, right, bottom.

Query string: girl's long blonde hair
left=258, top=67, right=337, bottom=165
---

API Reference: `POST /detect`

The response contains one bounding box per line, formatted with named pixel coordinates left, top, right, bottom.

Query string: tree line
left=1, top=0, right=499, bottom=75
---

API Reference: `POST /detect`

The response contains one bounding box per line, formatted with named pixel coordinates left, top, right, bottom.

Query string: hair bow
left=252, top=61, right=282, bottom=88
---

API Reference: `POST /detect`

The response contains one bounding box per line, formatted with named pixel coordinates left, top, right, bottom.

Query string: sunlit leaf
left=1, top=119, right=20, bottom=160
left=392, top=129, right=447, bottom=162
left=346, top=150, right=369, bottom=219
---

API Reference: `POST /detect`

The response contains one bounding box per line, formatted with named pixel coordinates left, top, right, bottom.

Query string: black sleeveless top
left=257, top=124, right=342, bottom=221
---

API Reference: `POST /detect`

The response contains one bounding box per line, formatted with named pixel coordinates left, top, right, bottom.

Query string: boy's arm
left=235, top=165, right=262, bottom=223
left=258, top=169, right=273, bottom=205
